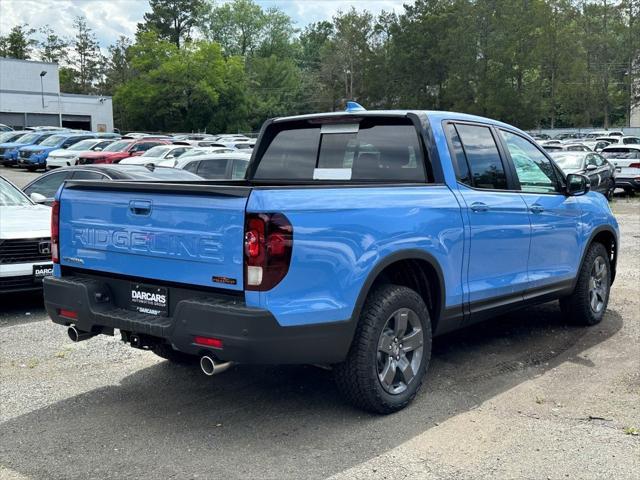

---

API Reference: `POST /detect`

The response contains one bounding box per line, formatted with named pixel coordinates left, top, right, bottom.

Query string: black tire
left=26, top=166, right=36, bottom=172
left=560, top=242, right=611, bottom=326
left=623, top=187, right=635, bottom=197
left=334, top=284, right=432, bottom=414
left=152, top=344, right=197, bottom=364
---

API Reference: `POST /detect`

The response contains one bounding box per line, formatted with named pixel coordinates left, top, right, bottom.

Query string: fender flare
left=348, top=249, right=447, bottom=332
left=574, top=225, right=619, bottom=288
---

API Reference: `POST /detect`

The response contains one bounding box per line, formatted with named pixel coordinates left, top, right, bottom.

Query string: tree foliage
left=1, top=0, right=638, bottom=131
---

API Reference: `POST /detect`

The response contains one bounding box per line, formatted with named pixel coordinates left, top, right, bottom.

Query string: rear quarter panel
left=246, top=186, right=465, bottom=327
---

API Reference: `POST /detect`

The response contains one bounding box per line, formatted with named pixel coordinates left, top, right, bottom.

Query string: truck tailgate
left=58, top=182, right=249, bottom=291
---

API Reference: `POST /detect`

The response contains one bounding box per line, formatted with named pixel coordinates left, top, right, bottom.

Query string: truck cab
left=43, top=109, right=619, bottom=413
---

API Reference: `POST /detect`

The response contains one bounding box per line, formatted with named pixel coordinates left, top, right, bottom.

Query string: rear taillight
left=244, top=213, right=293, bottom=291
left=51, top=200, right=60, bottom=264
left=628, top=162, right=640, bottom=168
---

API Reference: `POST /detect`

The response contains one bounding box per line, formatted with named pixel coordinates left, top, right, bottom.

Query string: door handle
left=470, top=202, right=489, bottom=212
left=529, top=204, right=544, bottom=214
left=129, top=200, right=152, bottom=216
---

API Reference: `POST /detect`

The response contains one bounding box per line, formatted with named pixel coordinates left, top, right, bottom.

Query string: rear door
left=445, top=123, right=531, bottom=311
left=498, top=129, right=582, bottom=292
left=58, top=184, right=249, bottom=291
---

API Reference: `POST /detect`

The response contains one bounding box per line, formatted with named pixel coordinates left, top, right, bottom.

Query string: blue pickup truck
left=43, top=109, right=619, bottom=413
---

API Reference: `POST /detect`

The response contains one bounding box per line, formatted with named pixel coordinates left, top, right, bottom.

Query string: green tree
left=68, top=16, right=103, bottom=94
left=138, top=0, right=205, bottom=49
left=200, top=0, right=265, bottom=56
left=38, top=25, right=68, bottom=63
left=0, top=24, right=37, bottom=59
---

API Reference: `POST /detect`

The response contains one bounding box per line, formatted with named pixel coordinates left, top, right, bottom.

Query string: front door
left=498, top=130, right=582, bottom=292
left=445, top=123, right=532, bottom=311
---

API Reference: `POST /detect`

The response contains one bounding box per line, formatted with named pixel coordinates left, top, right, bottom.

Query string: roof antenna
left=345, top=101, right=366, bottom=112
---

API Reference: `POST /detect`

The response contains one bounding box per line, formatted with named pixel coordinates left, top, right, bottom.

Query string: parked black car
left=22, top=165, right=202, bottom=205
left=550, top=151, right=615, bottom=199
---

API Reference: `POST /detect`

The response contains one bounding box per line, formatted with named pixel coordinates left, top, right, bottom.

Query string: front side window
left=456, top=124, right=507, bottom=190
left=500, top=130, right=558, bottom=194
left=182, top=160, right=199, bottom=173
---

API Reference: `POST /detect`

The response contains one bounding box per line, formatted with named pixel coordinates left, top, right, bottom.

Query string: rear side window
left=253, top=118, right=427, bottom=182
left=197, top=159, right=229, bottom=179
left=455, top=124, right=508, bottom=190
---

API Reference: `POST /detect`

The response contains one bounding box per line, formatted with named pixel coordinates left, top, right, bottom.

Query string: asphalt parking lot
left=1, top=168, right=639, bottom=479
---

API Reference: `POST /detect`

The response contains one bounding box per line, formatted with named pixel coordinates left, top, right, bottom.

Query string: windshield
left=552, top=153, right=584, bottom=169
left=0, top=177, right=31, bottom=206
left=14, top=133, right=41, bottom=144
left=142, top=146, right=171, bottom=157
left=601, top=149, right=640, bottom=159
left=103, top=140, right=132, bottom=152
left=39, top=135, right=66, bottom=147
left=67, top=139, right=97, bottom=151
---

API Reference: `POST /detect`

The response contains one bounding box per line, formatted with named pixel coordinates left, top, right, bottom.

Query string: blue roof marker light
left=345, top=101, right=366, bottom=112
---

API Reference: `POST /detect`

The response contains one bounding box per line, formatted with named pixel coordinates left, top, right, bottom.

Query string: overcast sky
left=0, top=0, right=407, bottom=48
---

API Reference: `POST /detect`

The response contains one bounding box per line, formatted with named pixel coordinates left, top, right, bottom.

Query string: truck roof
left=274, top=109, right=523, bottom=135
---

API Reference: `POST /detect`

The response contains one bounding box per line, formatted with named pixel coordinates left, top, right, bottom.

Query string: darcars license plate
left=33, top=264, right=53, bottom=280
left=129, top=283, right=169, bottom=316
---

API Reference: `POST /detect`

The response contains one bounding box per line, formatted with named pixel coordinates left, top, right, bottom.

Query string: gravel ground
left=0, top=169, right=639, bottom=479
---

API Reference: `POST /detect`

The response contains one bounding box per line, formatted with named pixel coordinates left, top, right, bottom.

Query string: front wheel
left=560, top=242, right=611, bottom=326
left=334, top=284, right=432, bottom=414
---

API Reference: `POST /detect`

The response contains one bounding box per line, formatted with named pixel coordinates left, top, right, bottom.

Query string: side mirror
left=30, top=192, right=47, bottom=203
left=566, top=173, right=590, bottom=196
left=93, top=147, right=102, bottom=152
left=586, top=164, right=598, bottom=171
left=131, top=151, right=144, bottom=156
left=165, top=154, right=175, bottom=159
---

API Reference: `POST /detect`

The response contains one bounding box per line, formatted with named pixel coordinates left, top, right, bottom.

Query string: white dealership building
left=0, top=57, right=113, bottom=132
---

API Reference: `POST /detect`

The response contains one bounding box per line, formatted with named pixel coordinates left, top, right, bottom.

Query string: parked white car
left=601, top=145, right=640, bottom=194
left=157, top=146, right=236, bottom=167
left=170, top=152, right=251, bottom=179
left=46, top=139, right=116, bottom=169
left=119, top=145, right=193, bottom=167
left=0, top=176, right=53, bottom=293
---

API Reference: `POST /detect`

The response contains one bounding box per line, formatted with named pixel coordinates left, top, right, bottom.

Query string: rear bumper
left=43, top=274, right=354, bottom=364
left=0, top=262, right=52, bottom=293
left=615, top=176, right=640, bottom=189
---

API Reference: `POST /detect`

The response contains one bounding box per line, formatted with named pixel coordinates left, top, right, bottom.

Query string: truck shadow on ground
left=0, top=303, right=623, bottom=480
left=0, top=292, right=46, bottom=328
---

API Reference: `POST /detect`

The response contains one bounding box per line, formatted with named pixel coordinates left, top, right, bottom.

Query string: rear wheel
left=334, top=284, right=432, bottom=414
left=560, top=242, right=611, bottom=326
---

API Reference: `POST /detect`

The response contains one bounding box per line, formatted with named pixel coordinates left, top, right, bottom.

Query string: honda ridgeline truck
left=44, top=109, right=619, bottom=413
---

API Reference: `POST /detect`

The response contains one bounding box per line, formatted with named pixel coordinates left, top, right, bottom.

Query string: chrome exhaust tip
left=200, top=355, right=234, bottom=376
left=67, top=326, right=94, bottom=342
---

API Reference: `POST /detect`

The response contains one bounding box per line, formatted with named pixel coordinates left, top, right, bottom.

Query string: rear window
left=601, top=149, right=640, bottom=159
left=253, top=118, right=427, bottom=182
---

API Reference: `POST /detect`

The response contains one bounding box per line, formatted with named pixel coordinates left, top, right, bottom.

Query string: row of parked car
left=0, top=127, right=255, bottom=171
left=527, top=131, right=640, bottom=196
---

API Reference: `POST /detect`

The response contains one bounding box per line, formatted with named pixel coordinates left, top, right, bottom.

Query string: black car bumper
left=615, top=176, right=640, bottom=190
left=43, top=274, right=354, bottom=364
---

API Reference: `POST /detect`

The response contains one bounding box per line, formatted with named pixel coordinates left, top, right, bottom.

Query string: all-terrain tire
left=333, top=284, right=432, bottom=414
left=559, top=242, right=611, bottom=326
